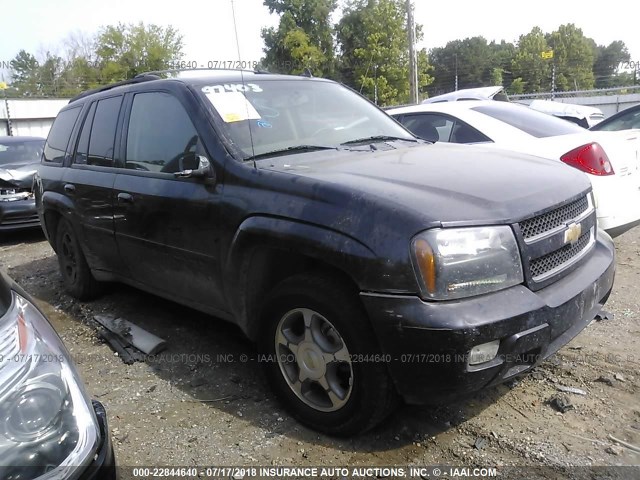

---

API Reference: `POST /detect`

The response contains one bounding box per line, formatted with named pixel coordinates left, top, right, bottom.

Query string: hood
left=0, top=163, right=38, bottom=189
left=259, top=142, right=591, bottom=226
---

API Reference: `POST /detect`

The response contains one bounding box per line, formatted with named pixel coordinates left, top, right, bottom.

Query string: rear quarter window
left=43, top=106, right=82, bottom=163
left=472, top=104, right=584, bottom=138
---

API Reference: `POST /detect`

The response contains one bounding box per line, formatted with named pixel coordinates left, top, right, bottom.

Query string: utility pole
left=406, top=0, right=418, bottom=104
left=0, top=80, right=12, bottom=136
left=455, top=53, right=458, bottom=91
left=541, top=49, right=555, bottom=99
left=374, top=65, right=378, bottom=105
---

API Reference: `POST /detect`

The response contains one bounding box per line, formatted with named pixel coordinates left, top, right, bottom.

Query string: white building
left=0, top=98, right=70, bottom=138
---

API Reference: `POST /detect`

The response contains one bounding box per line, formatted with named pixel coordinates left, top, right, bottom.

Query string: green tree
left=427, top=37, right=514, bottom=95
left=58, top=57, right=101, bottom=96
left=489, top=40, right=516, bottom=89
left=491, top=67, right=503, bottom=86
left=593, top=40, right=631, bottom=88
left=508, top=77, right=525, bottom=95
left=511, top=27, right=551, bottom=93
left=9, top=50, right=40, bottom=96
left=36, top=52, right=65, bottom=97
left=261, top=0, right=337, bottom=75
left=7, top=24, right=183, bottom=97
left=95, top=22, right=184, bottom=82
left=546, top=24, right=596, bottom=91
left=336, top=0, right=432, bottom=106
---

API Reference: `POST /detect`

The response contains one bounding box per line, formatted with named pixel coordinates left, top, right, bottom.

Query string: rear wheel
left=260, top=273, right=396, bottom=436
left=56, top=219, right=101, bottom=300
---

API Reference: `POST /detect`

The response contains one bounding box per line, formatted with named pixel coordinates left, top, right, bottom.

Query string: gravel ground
left=1, top=227, right=639, bottom=479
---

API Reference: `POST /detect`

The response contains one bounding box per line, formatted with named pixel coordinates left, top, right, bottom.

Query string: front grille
left=530, top=231, right=592, bottom=280
left=519, top=196, right=589, bottom=241
left=517, top=194, right=596, bottom=287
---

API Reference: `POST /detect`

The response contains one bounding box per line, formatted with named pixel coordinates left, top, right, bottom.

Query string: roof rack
left=134, top=67, right=271, bottom=77
left=69, top=74, right=161, bottom=103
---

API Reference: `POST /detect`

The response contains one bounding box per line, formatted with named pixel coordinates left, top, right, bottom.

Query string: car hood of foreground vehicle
left=260, top=142, right=592, bottom=225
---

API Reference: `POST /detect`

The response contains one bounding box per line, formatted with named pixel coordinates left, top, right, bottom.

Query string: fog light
left=468, top=340, right=500, bottom=365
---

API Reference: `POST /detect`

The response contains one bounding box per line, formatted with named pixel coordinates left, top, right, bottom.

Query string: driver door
left=113, top=90, right=226, bottom=312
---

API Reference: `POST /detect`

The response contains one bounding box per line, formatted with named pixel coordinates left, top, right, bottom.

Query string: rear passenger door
left=62, top=95, right=125, bottom=274
left=113, top=90, right=226, bottom=313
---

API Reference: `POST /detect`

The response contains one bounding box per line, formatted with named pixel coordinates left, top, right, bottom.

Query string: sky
left=1, top=0, right=638, bottom=79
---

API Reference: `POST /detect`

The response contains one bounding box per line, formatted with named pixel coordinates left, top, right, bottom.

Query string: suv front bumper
left=361, top=231, right=616, bottom=405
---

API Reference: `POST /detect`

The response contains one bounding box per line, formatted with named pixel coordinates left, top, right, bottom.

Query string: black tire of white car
left=260, top=272, right=396, bottom=436
left=55, top=219, right=102, bottom=300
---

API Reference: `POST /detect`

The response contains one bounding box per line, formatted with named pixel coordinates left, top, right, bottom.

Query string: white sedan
left=388, top=100, right=640, bottom=237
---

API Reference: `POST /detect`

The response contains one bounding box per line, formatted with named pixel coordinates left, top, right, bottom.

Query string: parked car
left=528, top=99, right=605, bottom=128
left=0, top=136, right=45, bottom=231
left=388, top=100, right=640, bottom=237
left=591, top=104, right=640, bottom=132
left=422, top=86, right=604, bottom=128
left=35, top=70, right=615, bottom=436
left=422, top=86, right=509, bottom=103
left=0, top=270, right=116, bottom=479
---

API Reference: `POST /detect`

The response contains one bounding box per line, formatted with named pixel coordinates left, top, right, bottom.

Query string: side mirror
left=174, top=155, right=215, bottom=183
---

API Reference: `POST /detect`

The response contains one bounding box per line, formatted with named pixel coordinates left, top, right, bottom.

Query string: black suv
left=35, top=70, right=615, bottom=436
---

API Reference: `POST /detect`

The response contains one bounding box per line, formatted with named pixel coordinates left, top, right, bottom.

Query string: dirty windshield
left=198, top=79, right=416, bottom=159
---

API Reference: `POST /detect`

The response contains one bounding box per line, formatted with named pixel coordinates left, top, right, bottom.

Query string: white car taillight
left=560, top=143, right=614, bottom=176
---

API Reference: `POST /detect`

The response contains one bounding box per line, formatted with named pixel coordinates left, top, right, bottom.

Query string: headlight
left=411, top=226, right=524, bottom=300
left=0, top=292, right=100, bottom=480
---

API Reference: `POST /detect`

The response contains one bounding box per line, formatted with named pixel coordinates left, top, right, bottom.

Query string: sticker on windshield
left=202, top=84, right=263, bottom=94
left=204, top=91, right=261, bottom=123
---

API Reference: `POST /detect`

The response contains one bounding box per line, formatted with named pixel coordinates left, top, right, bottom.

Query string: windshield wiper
left=246, top=145, right=338, bottom=161
left=340, top=135, right=418, bottom=146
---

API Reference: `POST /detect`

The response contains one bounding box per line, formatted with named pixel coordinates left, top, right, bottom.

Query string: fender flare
left=224, top=215, right=377, bottom=336
left=39, top=190, right=76, bottom=243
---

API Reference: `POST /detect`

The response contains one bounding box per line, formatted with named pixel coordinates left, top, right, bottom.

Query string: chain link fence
left=510, top=85, right=640, bottom=101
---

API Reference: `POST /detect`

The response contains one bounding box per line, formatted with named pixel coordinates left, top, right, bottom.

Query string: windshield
left=472, top=104, right=585, bottom=138
left=197, top=79, right=415, bottom=158
left=593, top=107, right=640, bottom=131
left=0, top=140, right=45, bottom=166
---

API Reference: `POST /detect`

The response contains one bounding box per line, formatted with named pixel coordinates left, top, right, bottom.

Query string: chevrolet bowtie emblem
left=564, top=222, right=582, bottom=245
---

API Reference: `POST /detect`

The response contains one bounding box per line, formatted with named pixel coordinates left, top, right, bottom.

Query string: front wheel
left=260, top=273, right=396, bottom=436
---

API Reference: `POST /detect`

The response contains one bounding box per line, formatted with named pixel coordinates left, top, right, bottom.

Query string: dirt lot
left=1, top=227, right=639, bottom=478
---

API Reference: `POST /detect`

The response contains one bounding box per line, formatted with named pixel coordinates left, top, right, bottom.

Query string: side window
left=74, top=102, right=97, bottom=165
left=43, top=106, right=82, bottom=163
left=87, top=96, right=122, bottom=167
left=401, top=114, right=454, bottom=143
left=449, top=121, right=491, bottom=144
left=125, top=92, right=201, bottom=173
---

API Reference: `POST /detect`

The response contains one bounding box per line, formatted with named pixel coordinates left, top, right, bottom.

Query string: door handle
left=117, top=192, right=134, bottom=204
left=63, top=184, right=76, bottom=194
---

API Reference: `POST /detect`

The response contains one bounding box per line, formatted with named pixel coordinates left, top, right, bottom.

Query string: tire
left=259, top=272, right=397, bottom=436
left=55, top=219, right=102, bottom=300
